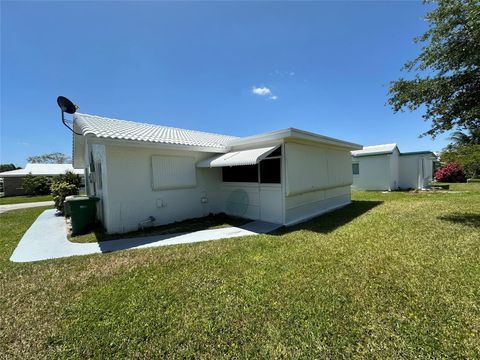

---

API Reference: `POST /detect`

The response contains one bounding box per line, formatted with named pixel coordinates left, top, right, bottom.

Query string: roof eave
left=228, top=128, right=362, bottom=150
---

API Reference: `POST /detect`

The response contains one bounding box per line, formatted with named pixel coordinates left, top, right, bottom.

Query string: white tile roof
left=351, top=143, right=398, bottom=157
left=74, top=113, right=238, bottom=150
left=197, top=146, right=279, bottom=168
left=0, top=164, right=84, bottom=177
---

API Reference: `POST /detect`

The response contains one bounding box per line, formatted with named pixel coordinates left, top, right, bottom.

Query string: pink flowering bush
left=434, top=163, right=467, bottom=183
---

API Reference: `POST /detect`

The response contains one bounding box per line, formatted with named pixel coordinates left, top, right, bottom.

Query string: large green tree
left=388, top=0, right=480, bottom=138
left=27, top=152, right=71, bottom=164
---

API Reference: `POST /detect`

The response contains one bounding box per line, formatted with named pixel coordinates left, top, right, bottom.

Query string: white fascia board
left=229, top=128, right=362, bottom=150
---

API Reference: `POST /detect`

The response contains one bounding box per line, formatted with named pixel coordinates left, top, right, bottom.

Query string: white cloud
left=269, top=95, right=278, bottom=100
left=252, top=86, right=272, bottom=96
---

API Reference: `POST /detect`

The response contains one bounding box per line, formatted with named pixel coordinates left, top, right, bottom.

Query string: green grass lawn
left=0, top=184, right=479, bottom=358
left=0, top=194, right=52, bottom=205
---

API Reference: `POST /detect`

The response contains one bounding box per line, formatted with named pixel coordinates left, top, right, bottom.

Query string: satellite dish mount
left=57, top=96, right=82, bottom=135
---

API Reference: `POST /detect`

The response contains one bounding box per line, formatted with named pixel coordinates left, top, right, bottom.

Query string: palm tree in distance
left=448, top=125, right=480, bottom=149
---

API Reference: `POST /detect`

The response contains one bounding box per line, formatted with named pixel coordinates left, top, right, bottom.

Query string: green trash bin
left=67, top=196, right=99, bottom=236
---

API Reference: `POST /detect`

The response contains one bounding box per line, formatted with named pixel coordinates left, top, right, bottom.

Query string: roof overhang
left=399, top=151, right=435, bottom=157
left=352, top=151, right=394, bottom=158
left=197, top=145, right=280, bottom=168
left=228, top=128, right=361, bottom=150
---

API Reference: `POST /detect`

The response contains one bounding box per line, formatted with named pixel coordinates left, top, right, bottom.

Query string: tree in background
left=388, top=1, right=480, bottom=138
left=440, top=145, right=480, bottom=179
left=0, top=164, right=20, bottom=172
left=447, top=125, right=480, bottom=149
left=27, top=152, right=71, bottom=164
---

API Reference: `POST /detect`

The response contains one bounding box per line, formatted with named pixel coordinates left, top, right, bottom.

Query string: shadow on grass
left=438, top=213, right=480, bottom=228
left=274, top=200, right=383, bottom=235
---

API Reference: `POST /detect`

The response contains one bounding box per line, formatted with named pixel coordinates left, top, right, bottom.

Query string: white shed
left=72, top=113, right=361, bottom=234
left=351, top=144, right=436, bottom=191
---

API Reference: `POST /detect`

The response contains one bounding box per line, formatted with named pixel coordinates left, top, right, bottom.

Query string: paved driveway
left=0, top=201, right=54, bottom=214
left=10, top=209, right=281, bottom=263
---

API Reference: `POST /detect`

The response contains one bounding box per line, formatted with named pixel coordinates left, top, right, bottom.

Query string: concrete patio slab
left=10, top=209, right=281, bottom=263
left=0, top=201, right=54, bottom=214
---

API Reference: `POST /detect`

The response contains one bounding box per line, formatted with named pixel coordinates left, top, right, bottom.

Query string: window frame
left=352, top=162, right=360, bottom=175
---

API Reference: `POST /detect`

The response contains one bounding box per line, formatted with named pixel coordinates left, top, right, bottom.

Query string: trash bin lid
left=66, top=196, right=93, bottom=202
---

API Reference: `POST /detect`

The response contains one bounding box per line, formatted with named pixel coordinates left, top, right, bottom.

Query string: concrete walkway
left=10, top=209, right=281, bottom=263
left=0, top=201, right=54, bottom=214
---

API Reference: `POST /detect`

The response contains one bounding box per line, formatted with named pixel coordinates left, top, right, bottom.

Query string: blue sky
left=1, top=1, right=447, bottom=166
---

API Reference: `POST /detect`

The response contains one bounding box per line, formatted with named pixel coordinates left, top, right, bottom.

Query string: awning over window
left=197, top=145, right=280, bottom=168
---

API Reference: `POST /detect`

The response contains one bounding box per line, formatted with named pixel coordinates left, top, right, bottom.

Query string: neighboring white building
left=351, top=144, right=436, bottom=191
left=72, top=113, right=362, bottom=234
left=0, top=163, right=85, bottom=196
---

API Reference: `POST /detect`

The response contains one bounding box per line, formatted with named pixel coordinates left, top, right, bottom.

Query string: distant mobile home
left=0, top=163, right=84, bottom=197
left=351, top=144, right=436, bottom=191
left=72, top=113, right=361, bottom=234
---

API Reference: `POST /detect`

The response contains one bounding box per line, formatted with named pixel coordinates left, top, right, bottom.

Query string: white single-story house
left=351, top=144, right=436, bottom=191
left=0, top=163, right=85, bottom=196
left=71, top=113, right=362, bottom=234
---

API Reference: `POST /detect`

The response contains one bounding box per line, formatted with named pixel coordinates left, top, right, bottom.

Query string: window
left=222, top=165, right=258, bottom=183
left=352, top=163, right=359, bottom=175
left=266, top=146, right=282, bottom=158
left=152, top=155, right=196, bottom=190
left=260, top=158, right=281, bottom=183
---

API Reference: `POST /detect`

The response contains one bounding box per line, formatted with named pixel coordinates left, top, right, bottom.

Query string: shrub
left=440, top=144, right=480, bottom=179
left=434, top=163, right=467, bottom=183
left=55, top=171, right=82, bottom=188
left=50, top=172, right=82, bottom=213
left=50, top=182, right=79, bottom=213
left=22, top=174, right=52, bottom=195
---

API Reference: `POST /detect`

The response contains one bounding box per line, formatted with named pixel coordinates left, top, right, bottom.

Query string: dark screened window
left=222, top=165, right=258, bottom=183
left=352, top=163, right=360, bottom=175
left=260, top=158, right=281, bottom=184
left=266, top=146, right=282, bottom=158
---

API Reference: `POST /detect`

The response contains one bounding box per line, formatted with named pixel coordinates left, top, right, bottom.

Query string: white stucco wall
left=351, top=155, right=391, bottom=191
left=284, top=142, right=353, bottom=225
left=399, top=154, right=434, bottom=189
left=90, top=143, right=222, bottom=234
left=389, top=149, right=400, bottom=190
left=83, top=138, right=356, bottom=232
left=220, top=183, right=283, bottom=224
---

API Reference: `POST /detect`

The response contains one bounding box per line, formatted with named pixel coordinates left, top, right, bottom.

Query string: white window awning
left=197, top=145, right=280, bottom=168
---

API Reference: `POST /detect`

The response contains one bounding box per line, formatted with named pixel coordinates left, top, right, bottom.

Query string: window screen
left=222, top=165, right=258, bottom=183
left=266, top=146, right=282, bottom=158
left=260, top=158, right=281, bottom=184
left=352, top=163, right=360, bottom=175
left=152, top=156, right=196, bottom=190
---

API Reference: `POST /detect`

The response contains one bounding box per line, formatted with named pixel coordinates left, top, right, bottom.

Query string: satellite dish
left=57, top=96, right=82, bottom=135
left=57, top=96, right=77, bottom=114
